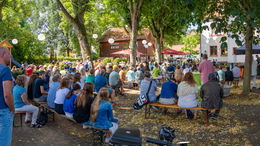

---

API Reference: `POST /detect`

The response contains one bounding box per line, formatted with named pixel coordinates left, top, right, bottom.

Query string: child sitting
left=89, top=88, right=118, bottom=143
left=63, top=84, right=81, bottom=118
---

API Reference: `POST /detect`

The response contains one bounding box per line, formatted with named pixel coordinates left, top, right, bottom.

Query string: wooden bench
left=14, top=111, right=26, bottom=127
left=145, top=102, right=209, bottom=124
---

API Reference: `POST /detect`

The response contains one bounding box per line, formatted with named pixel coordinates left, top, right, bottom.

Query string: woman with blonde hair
left=54, top=77, right=70, bottom=114
left=73, top=83, right=94, bottom=123
left=177, top=72, right=199, bottom=119
left=89, top=88, right=118, bottom=143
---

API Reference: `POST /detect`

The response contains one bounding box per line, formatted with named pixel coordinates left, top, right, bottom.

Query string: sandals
left=31, top=124, right=43, bottom=128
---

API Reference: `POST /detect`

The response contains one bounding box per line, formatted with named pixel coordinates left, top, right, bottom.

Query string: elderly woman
left=13, top=75, right=40, bottom=128
left=200, top=72, right=223, bottom=119
left=139, top=71, right=157, bottom=102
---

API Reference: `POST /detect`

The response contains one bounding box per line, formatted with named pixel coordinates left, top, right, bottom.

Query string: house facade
left=200, top=22, right=245, bottom=63
left=99, top=28, right=155, bottom=60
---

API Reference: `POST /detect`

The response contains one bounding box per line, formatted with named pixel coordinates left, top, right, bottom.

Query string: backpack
left=133, top=81, right=153, bottom=110
left=36, top=111, right=48, bottom=126
left=159, top=126, right=176, bottom=143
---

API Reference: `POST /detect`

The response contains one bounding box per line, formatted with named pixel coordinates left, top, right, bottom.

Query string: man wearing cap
left=0, top=46, right=15, bottom=145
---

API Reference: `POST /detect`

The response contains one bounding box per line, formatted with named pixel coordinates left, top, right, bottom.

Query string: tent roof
left=234, top=45, right=260, bottom=55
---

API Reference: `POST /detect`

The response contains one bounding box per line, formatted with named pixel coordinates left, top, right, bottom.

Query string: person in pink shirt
left=198, top=54, right=215, bottom=84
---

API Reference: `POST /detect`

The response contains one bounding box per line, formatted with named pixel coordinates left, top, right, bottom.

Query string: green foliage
left=102, top=58, right=112, bottom=65
left=203, top=0, right=260, bottom=47
left=113, top=58, right=121, bottom=65
left=180, top=34, right=200, bottom=54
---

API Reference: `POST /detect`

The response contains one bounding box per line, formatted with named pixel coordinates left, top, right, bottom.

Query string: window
left=210, top=46, right=217, bottom=56
left=233, top=47, right=237, bottom=55
left=221, top=47, right=227, bottom=56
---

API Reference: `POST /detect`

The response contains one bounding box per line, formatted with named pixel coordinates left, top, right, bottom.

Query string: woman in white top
left=54, top=77, right=70, bottom=114
left=177, top=72, right=199, bottom=119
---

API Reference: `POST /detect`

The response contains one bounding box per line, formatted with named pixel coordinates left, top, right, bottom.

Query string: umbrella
left=234, top=45, right=260, bottom=55
left=161, top=48, right=187, bottom=55
left=111, top=49, right=145, bottom=55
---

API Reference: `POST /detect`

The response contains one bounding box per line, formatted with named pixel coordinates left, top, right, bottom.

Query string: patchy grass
left=115, top=86, right=260, bottom=145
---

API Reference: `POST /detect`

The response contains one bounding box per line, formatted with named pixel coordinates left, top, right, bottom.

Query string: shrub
left=113, top=58, right=121, bottom=65
left=102, top=58, right=112, bottom=65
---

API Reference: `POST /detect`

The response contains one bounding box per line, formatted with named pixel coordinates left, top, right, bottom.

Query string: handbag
left=133, top=80, right=153, bottom=109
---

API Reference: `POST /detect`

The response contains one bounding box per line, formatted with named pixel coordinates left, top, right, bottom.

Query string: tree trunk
left=129, top=0, right=143, bottom=66
left=129, top=25, right=138, bottom=66
left=0, top=6, right=2, bottom=21
left=73, top=15, right=90, bottom=62
left=56, top=0, right=90, bottom=62
left=67, top=47, right=70, bottom=56
left=242, top=25, right=254, bottom=95
left=154, top=28, right=163, bottom=63
left=154, top=38, right=161, bottom=63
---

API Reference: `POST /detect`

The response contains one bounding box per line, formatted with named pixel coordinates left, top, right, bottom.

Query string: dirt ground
left=12, top=85, right=260, bottom=146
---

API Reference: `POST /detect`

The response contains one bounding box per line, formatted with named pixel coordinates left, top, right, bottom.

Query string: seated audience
left=225, top=66, right=233, bottom=86
left=63, top=84, right=81, bottom=118
left=159, top=76, right=178, bottom=104
left=135, top=67, right=144, bottom=85
left=54, top=77, right=70, bottom=114
left=140, top=71, right=157, bottom=102
left=232, top=64, right=240, bottom=87
left=200, top=72, right=223, bottom=119
left=80, top=68, right=86, bottom=88
left=13, top=75, right=40, bottom=128
left=94, top=70, right=108, bottom=93
left=73, top=83, right=94, bottom=123
left=89, top=88, right=118, bottom=143
left=177, top=72, right=199, bottom=119
left=27, top=74, right=38, bottom=100
left=73, top=72, right=82, bottom=88
left=33, top=71, right=48, bottom=102
left=174, top=65, right=183, bottom=83
left=109, top=67, right=123, bottom=95
left=217, top=66, right=225, bottom=84
left=127, top=67, right=136, bottom=88
left=86, top=69, right=95, bottom=84
left=47, top=74, right=61, bottom=109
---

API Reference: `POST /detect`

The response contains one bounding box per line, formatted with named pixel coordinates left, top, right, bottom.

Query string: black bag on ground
left=159, top=126, right=176, bottom=143
left=36, top=110, right=48, bottom=126
left=109, top=128, right=142, bottom=146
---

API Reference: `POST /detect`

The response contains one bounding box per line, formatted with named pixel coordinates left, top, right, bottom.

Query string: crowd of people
left=1, top=45, right=260, bottom=145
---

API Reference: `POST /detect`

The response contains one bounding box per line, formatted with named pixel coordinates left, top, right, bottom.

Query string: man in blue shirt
left=0, top=46, right=14, bottom=146
left=33, top=71, right=48, bottom=102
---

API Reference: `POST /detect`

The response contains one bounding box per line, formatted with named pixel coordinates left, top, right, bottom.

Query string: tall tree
left=110, top=0, right=144, bottom=65
left=143, top=0, right=194, bottom=62
left=204, top=0, right=260, bottom=95
left=180, top=34, right=200, bottom=55
left=56, top=0, right=91, bottom=61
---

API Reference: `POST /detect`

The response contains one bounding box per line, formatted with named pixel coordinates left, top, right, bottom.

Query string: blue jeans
left=0, top=108, right=14, bottom=146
